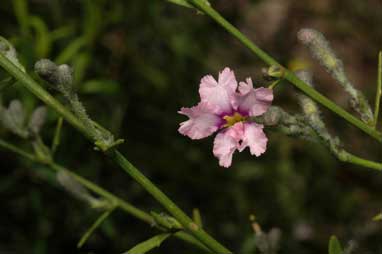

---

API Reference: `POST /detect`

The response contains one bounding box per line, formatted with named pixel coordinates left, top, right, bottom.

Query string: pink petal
left=199, top=68, right=238, bottom=114
left=178, top=102, right=221, bottom=140
left=238, top=77, right=254, bottom=95
left=239, top=122, right=268, bottom=156
left=238, top=78, right=273, bottom=117
left=218, top=67, right=237, bottom=94
left=212, top=122, right=243, bottom=168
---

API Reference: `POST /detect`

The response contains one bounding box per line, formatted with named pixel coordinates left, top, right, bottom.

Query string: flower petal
left=212, top=122, right=243, bottom=168
left=199, top=68, right=238, bottom=114
left=238, top=77, right=254, bottom=95
left=218, top=67, right=237, bottom=94
left=178, top=102, right=221, bottom=140
left=238, top=78, right=273, bottom=116
left=239, top=122, right=268, bottom=156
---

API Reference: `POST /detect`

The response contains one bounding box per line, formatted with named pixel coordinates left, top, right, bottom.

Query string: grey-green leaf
left=122, top=233, right=171, bottom=254
left=329, top=235, right=343, bottom=254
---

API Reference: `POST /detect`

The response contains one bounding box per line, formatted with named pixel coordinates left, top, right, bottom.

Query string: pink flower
left=178, top=67, right=274, bottom=168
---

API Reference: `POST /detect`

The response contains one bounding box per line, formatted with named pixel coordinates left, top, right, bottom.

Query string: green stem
left=110, top=150, right=230, bottom=253
left=0, top=139, right=37, bottom=162
left=374, top=51, right=382, bottom=128
left=0, top=138, right=211, bottom=253
left=51, top=117, right=63, bottom=155
left=0, top=53, right=229, bottom=254
left=188, top=0, right=382, bottom=142
left=50, top=163, right=152, bottom=223
left=77, top=206, right=116, bottom=248
left=341, top=153, right=382, bottom=171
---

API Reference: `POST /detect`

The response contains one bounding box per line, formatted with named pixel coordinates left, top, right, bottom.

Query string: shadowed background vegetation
left=0, top=0, right=381, bottom=253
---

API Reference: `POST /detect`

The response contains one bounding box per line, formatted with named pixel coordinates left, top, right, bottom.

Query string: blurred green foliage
left=0, top=0, right=382, bottom=253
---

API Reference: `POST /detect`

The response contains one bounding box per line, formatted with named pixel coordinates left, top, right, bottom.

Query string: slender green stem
left=49, top=163, right=153, bottom=223
left=0, top=139, right=37, bottom=161
left=110, top=150, right=230, bottom=253
left=188, top=0, right=382, bottom=142
left=51, top=117, right=63, bottom=155
left=0, top=138, right=211, bottom=253
left=374, top=51, right=382, bottom=128
left=77, top=207, right=116, bottom=248
left=342, top=153, right=382, bottom=171
left=0, top=53, right=89, bottom=138
left=0, top=52, right=228, bottom=254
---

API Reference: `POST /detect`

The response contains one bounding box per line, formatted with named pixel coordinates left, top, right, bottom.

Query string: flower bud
left=266, top=65, right=285, bottom=79
left=0, top=36, right=25, bottom=72
left=262, top=106, right=282, bottom=126
left=0, top=100, right=28, bottom=138
left=57, top=64, right=74, bottom=90
left=28, top=106, right=47, bottom=135
left=297, top=28, right=373, bottom=123
left=57, top=171, right=103, bottom=208
left=34, top=59, right=59, bottom=84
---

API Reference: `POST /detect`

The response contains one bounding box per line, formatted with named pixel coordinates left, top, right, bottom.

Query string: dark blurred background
left=0, top=0, right=382, bottom=253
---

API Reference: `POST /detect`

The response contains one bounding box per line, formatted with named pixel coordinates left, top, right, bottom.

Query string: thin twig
left=51, top=116, right=63, bottom=155
left=77, top=206, right=116, bottom=248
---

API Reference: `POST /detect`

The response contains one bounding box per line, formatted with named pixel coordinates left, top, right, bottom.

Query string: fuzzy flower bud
left=56, top=64, right=74, bottom=92
left=35, top=59, right=74, bottom=97
left=56, top=171, right=110, bottom=209
left=0, top=36, right=25, bottom=72
left=261, top=106, right=282, bottom=126
left=34, top=59, right=59, bottom=84
left=28, top=106, right=47, bottom=135
left=0, top=100, right=28, bottom=138
left=255, top=228, right=281, bottom=254
left=297, top=28, right=373, bottom=123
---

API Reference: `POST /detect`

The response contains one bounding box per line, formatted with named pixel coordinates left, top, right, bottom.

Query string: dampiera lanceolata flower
left=178, top=68, right=273, bottom=167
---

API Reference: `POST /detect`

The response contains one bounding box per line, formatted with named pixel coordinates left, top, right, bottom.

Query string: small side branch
left=77, top=207, right=116, bottom=248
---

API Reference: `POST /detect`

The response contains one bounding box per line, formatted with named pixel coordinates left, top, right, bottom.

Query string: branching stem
left=187, top=0, right=382, bottom=142
left=0, top=138, right=211, bottom=253
left=0, top=53, right=228, bottom=254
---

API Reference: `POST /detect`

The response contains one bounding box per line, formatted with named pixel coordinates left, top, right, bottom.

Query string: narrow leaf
left=122, top=233, right=172, bottom=254
left=80, top=79, right=120, bottom=95
left=51, top=117, right=63, bottom=155
left=29, top=16, right=51, bottom=58
left=328, top=235, right=343, bottom=254
left=12, top=0, right=29, bottom=36
left=55, top=37, right=86, bottom=64
left=192, top=208, right=203, bottom=227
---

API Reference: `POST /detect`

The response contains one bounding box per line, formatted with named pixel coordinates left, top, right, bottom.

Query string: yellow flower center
left=223, top=112, right=247, bottom=127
